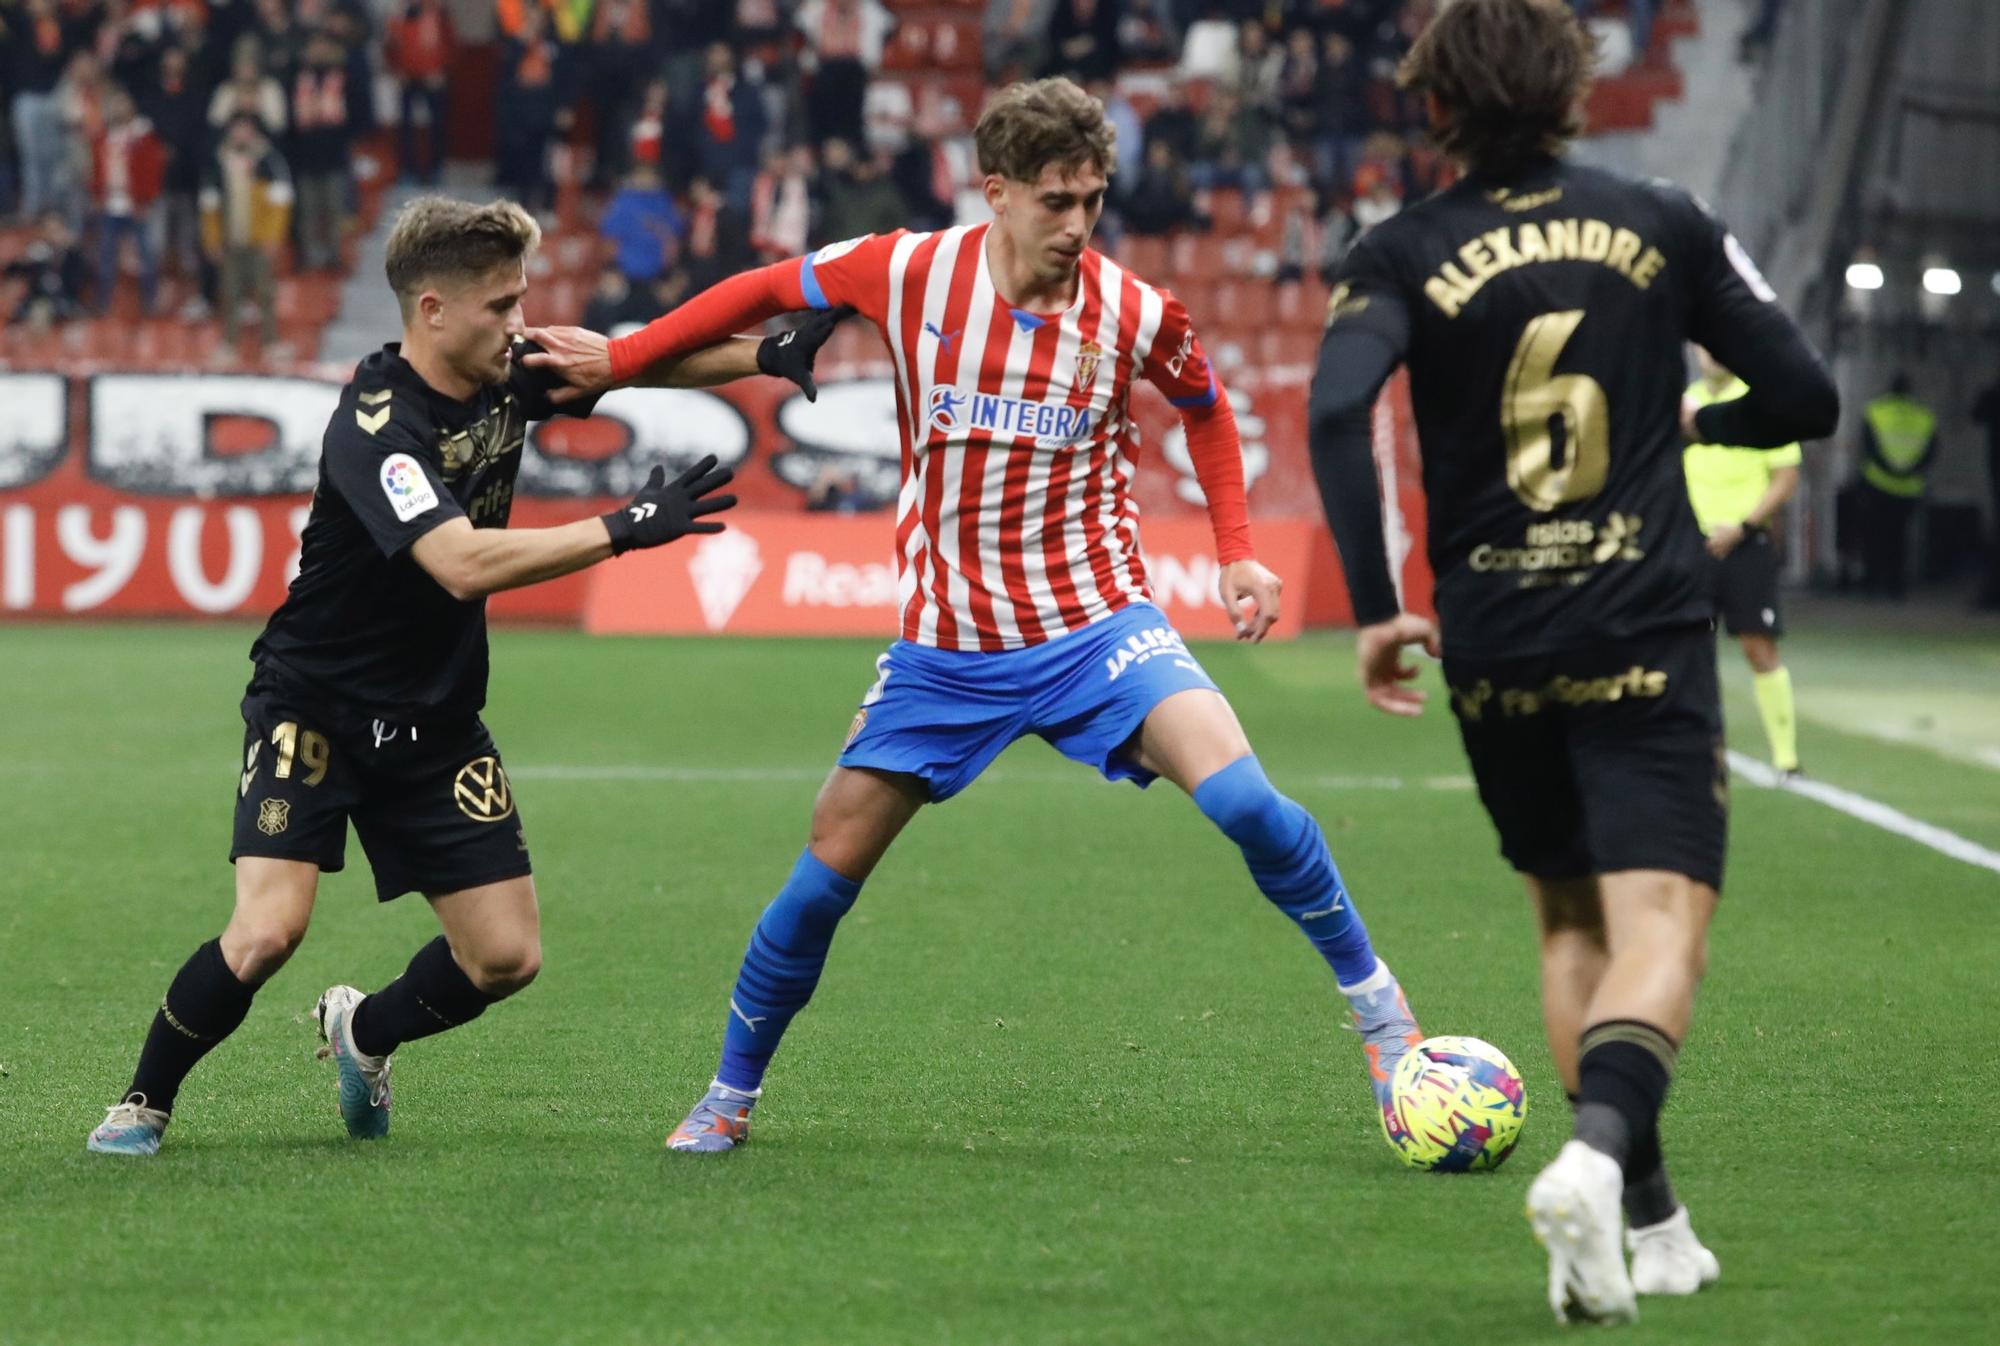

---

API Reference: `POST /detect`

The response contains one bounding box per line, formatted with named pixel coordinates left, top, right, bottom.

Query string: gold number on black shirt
left=1502, top=309, right=1610, bottom=511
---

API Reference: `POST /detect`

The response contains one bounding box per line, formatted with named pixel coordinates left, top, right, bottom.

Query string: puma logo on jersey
left=924, top=321, right=961, bottom=353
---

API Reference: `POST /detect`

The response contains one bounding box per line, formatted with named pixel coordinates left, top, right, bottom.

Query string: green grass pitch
left=1, top=620, right=1993, bottom=1345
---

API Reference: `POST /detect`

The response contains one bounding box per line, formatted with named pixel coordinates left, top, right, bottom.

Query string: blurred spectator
left=6, top=210, right=88, bottom=326
left=142, top=43, right=208, bottom=296
left=887, top=118, right=954, bottom=233
left=588, top=0, right=662, bottom=187
left=1191, top=90, right=1269, bottom=195
left=495, top=5, right=560, bottom=214
left=1179, top=6, right=1239, bottom=83
left=750, top=144, right=813, bottom=262
left=1234, top=20, right=1283, bottom=117
left=601, top=163, right=683, bottom=284
left=817, top=137, right=902, bottom=244
left=1349, top=155, right=1404, bottom=232
left=1142, top=81, right=1198, bottom=166
left=641, top=264, right=692, bottom=320
left=89, top=85, right=163, bottom=312
left=1090, top=77, right=1142, bottom=184
left=1116, top=0, right=1179, bottom=65
left=289, top=31, right=354, bottom=271
left=796, top=0, right=894, bottom=153
left=252, top=0, right=305, bottom=83
left=581, top=263, right=636, bottom=333
left=694, top=42, right=767, bottom=213
left=1122, top=139, right=1198, bottom=237
left=5, top=0, right=75, bottom=220
left=98, top=2, right=160, bottom=99
left=629, top=77, right=668, bottom=172
left=984, top=0, right=1056, bottom=82
left=56, top=49, right=106, bottom=225
left=386, top=0, right=451, bottom=184
left=207, top=36, right=287, bottom=140
left=200, top=112, right=291, bottom=347
left=681, top=174, right=751, bottom=290
left=1044, top=0, right=1120, bottom=84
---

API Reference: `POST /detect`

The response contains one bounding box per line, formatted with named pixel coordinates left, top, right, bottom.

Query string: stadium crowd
left=0, top=1, right=1794, bottom=334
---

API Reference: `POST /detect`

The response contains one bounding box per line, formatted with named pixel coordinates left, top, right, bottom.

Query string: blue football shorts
left=836, top=602, right=1220, bottom=802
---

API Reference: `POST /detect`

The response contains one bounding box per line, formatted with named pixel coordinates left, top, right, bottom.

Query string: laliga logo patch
left=928, top=387, right=966, bottom=432
left=811, top=236, right=866, bottom=266
left=379, top=452, right=439, bottom=522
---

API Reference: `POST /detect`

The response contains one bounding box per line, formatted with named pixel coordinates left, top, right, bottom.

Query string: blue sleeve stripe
left=1169, top=369, right=1219, bottom=409
left=799, top=254, right=830, bottom=310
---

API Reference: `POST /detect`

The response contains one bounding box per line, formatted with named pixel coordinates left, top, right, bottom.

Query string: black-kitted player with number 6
left=1306, top=0, right=1838, bottom=1327
left=87, top=197, right=844, bottom=1158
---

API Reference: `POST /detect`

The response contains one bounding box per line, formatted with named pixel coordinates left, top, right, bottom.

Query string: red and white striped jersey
left=798, top=223, right=1227, bottom=651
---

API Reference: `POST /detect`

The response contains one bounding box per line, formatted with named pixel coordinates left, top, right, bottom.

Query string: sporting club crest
left=1074, top=339, right=1103, bottom=393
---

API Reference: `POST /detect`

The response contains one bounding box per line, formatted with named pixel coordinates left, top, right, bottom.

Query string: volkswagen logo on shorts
left=453, top=755, right=515, bottom=822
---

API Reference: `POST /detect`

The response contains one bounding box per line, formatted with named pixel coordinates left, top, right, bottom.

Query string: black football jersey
left=250, top=342, right=592, bottom=718
left=1323, top=158, right=1805, bottom=659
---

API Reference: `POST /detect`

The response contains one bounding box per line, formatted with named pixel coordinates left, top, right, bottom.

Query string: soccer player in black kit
left=1307, top=0, right=1838, bottom=1325
left=88, top=197, right=842, bottom=1157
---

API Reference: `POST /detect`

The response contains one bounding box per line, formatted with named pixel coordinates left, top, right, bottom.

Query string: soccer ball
left=1382, top=1035, right=1528, bottom=1172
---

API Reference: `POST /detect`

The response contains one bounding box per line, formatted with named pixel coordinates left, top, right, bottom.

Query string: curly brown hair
left=384, top=197, right=541, bottom=319
left=1397, top=0, right=1597, bottom=178
left=974, top=77, right=1118, bottom=184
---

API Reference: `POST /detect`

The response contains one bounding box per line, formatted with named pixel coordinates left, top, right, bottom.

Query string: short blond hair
left=384, top=197, right=540, bottom=319
left=974, top=77, right=1116, bottom=184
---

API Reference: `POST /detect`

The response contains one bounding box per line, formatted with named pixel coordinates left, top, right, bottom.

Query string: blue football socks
left=1193, top=755, right=1379, bottom=985
left=715, top=849, right=863, bottom=1093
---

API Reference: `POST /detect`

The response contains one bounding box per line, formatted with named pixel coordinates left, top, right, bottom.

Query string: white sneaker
left=1526, top=1139, right=1639, bottom=1325
left=1627, top=1205, right=1721, bottom=1295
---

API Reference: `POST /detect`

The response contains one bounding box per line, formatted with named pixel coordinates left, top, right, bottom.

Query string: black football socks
left=125, top=938, right=257, bottom=1113
left=1573, top=1018, right=1678, bottom=1175
left=1569, top=1087, right=1681, bottom=1227
left=349, top=936, right=500, bottom=1059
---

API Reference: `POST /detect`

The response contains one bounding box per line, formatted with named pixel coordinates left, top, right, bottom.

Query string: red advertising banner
left=582, top=512, right=1342, bottom=641
left=0, top=362, right=1431, bottom=629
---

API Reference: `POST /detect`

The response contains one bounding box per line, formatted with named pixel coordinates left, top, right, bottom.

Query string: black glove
left=756, top=305, right=857, bottom=402
left=601, top=455, right=737, bottom=555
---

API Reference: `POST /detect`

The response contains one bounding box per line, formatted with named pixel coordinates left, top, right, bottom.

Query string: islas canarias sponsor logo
left=927, top=386, right=1097, bottom=447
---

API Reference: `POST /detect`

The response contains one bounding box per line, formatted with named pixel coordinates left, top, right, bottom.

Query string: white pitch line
left=508, top=765, right=1474, bottom=791
left=1728, top=750, right=2000, bottom=876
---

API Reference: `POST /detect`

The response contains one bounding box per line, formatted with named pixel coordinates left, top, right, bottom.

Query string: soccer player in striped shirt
left=524, top=77, right=1422, bottom=1153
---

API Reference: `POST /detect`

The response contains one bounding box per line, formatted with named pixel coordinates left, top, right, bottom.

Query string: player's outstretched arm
left=411, top=455, right=736, bottom=600
left=523, top=305, right=854, bottom=404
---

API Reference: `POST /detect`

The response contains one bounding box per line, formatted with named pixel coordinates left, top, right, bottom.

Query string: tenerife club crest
left=255, top=798, right=291, bottom=836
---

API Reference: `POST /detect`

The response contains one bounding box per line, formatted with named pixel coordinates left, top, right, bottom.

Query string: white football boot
left=1526, top=1139, right=1640, bottom=1325
left=1627, top=1205, right=1721, bottom=1295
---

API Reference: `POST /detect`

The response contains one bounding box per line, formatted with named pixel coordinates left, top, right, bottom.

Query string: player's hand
left=1705, top=522, right=1744, bottom=559
left=1680, top=393, right=1703, bottom=441
left=1355, top=613, right=1441, bottom=718
left=521, top=325, right=613, bottom=405
left=601, top=455, right=737, bottom=554
left=1219, top=558, right=1282, bottom=641
left=757, top=305, right=856, bottom=402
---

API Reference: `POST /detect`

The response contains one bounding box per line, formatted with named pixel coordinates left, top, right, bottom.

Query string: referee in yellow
left=1684, top=346, right=1803, bottom=776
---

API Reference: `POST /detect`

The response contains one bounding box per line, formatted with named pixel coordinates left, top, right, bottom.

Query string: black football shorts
left=1442, top=624, right=1728, bottom=891
left=229, top=675, right=531, bottom=901
left=1711, top=527, right=1784, bottom=637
